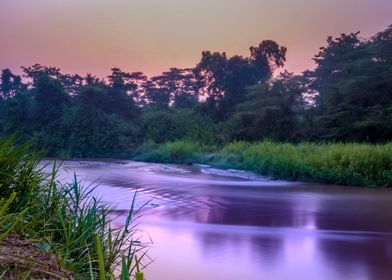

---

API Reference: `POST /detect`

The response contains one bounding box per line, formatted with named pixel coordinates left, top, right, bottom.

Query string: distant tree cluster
left=1, top=25, right=391, bottom=157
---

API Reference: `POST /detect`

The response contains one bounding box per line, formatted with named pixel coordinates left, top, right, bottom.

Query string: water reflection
left=55, top=160, right=392, bottom=280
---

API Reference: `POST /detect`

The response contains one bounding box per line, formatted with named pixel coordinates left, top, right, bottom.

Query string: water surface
left=56, top=160, right=392, bottom=280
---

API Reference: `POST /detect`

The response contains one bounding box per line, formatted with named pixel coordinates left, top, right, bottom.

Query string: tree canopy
left=1, top=24, right=392, bottom=157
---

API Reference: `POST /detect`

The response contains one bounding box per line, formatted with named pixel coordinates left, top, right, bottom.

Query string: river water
left=55, top=160, right=392, bottom=280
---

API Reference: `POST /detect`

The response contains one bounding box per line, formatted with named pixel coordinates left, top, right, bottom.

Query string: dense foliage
left=1, top=25, right=392, bottom=157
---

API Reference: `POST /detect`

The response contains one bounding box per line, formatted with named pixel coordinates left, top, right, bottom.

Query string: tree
left=0, top=89, right=33, bottom=142
left=372, top=24, right=392, bottom=64
left=195, top=41, right=286, bottom=120
left=143, top=68, right=199, bottom=109
left=141, top=109, right=216, bottom=144
left=249, top=40, right=287, bottom=80
left=108, top=68, right=147, bottom=105
left=306, top=31, right=392, bottom=141
left=63, top=85, right=139, bottom=157
left=161, top=68, right=199, bottom=110
left=195, top=51, right=228, bottom=101
left=22, top=64, right=84, bottom=95
left=22, top=64, right=63, bottom=83
left=32, top=74, right=70, bottom=125
left=143, top=79, right=171, bottom=109
left=0, top=69, right=23, bottom=99
left=106, top=69, right=140, bottom=120
left=228, top=72, right=306, bottom=141
left=221, top=55, right=258, bottom=110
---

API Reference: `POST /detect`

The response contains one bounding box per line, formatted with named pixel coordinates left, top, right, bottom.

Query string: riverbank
left=0, top=138, right=146, bottom=279
left=133, top=141, right=392, bottom=187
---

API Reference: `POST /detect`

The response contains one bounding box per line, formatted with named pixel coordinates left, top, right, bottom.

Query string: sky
left=0, top=0, right=391, bottom=78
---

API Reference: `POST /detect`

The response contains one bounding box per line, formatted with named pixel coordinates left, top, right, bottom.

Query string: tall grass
left=0, top=136, right=43, bottom=211
left=133, top=140, right=207, bottom=163
left=0, top=137, right=147, bottom=279
left=221, top=141, right=392, bottom=187
left=0, top=193, right=28, bottom=242
left=134, top=140, right=392, bottom=187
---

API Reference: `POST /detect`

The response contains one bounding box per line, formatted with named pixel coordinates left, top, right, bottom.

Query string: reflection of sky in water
left=51, top=160, right=392, bottom=280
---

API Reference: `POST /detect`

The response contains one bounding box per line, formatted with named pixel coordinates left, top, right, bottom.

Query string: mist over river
left=53, top=160, right=392, bottom=280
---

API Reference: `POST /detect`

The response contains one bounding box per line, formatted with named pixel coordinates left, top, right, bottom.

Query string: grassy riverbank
left=133, top=141, right=392, bottom=187
left=0, top=138, right=146, bottom=279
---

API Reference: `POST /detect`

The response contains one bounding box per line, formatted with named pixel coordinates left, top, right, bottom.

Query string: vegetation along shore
left=0, top=137, right=146, bottom=279
left=133, top=141, right=392, bottom=188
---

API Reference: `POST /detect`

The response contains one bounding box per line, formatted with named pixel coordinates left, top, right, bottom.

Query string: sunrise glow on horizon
left=1, top=0, right=391, bottom=77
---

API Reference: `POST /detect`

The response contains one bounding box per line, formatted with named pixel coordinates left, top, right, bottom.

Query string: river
left=55, top=160, right=392, bottom=280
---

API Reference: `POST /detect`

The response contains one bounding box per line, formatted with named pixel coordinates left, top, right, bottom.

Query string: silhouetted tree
left=0, top=69, right=23, bottom=99
left=195, top=40, right=286, bottom=120
left=249, top=40, right=287, bottom=80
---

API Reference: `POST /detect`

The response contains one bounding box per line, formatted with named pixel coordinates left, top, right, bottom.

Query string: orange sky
left=0, top=0, right=391, bottom=77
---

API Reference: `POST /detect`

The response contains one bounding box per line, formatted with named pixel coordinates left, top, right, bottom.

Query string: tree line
left=0, top=25, right=391, bottom=157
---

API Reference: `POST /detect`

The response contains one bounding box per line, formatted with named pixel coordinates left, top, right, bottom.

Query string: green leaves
left=96, top=234, right=106, bottom=280
left=0, top=192, right=29, bottom=242
left=0, top=137, right=44, bottom=212
left=134, top=255, right=144, bottom=280
left=120, top=256, right=130, bottom=280
left=306, top=27, right=392, bottom=142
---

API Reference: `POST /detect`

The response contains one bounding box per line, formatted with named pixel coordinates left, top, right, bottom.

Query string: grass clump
left=134, top=140, right=206, bottom=164
left=238, top=141, right=392, bottom=187
left=0, top=137, right=147, bottom=279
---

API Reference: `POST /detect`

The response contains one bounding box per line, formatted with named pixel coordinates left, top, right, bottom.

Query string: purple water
left=55, top=160, right=392, bottom=280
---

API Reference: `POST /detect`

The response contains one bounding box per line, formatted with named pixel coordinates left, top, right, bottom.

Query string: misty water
left=56, top=160, right=392, bottom=280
